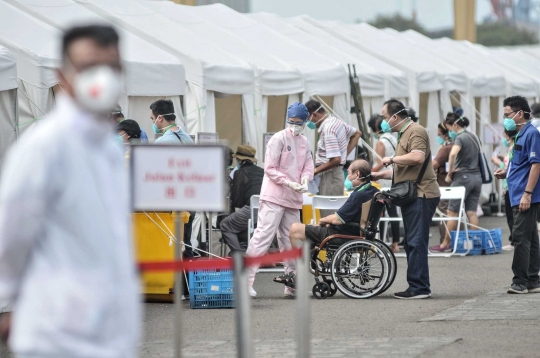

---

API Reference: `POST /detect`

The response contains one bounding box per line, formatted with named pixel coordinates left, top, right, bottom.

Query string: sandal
left=273, top=272, right=296, bottom=288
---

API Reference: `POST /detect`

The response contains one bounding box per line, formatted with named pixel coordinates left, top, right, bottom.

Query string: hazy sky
left=250, top=0, right=493, bottom=31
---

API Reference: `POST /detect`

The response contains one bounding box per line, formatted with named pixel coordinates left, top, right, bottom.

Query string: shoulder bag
left=463, top=131, right=493, bottom=184
left=382, top=151, right=431, bottom=207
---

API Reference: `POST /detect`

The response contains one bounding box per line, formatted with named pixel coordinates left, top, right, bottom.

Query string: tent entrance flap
left=267, top=95, right=288, bottom=133
left=215, top=94, right=242, bottom=151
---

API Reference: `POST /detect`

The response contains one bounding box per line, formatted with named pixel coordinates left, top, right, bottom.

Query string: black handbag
left=383, top=151, right=431, bottom=207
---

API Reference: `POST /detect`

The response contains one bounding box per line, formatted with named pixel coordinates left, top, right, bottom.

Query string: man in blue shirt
left=495, top=96, right=540, bottom=294
left=108, top=107, right=149, bottom=143
left=150, top=99, right=192, bottom=144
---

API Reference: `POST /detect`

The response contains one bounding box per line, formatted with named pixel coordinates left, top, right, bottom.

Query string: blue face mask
left=436, top=136, right=445, bottom=145
left=344, top=177, right=354, bottom=191
left=152, top=123, right=160, bottom=135
left=381, top=119, right=391, bottom=133
left=448, top=131, right=457, bottom=140
left=306, top=121, right=317, bottom=130
left=503, top=113, right=518, bottom=131
left=116, top=134, right=124, bottom=145
left=502, top=138, right=510, bottom=147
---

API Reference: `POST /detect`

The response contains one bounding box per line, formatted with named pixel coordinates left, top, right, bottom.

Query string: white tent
left=5, top=0, right=186, bottom=141
left=179, top=3, right=348, bottom=151
left=0, top=1, right=60, bottom=137
left=247, top=12, right=411, bottom=133
left=288, top=15, right=409, bottom=115
left=75, top=0, right=255, bottom=150
left=307, top=19, right=469, bottom=148
left=0, top=45, right=18, bottom=171
left=141, top=0, right=304, bottom=162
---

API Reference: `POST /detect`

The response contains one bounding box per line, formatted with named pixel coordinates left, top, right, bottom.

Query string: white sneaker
left=248, top=286, right=257, bottom=298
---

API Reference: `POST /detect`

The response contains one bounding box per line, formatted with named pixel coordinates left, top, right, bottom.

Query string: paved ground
left=2, top=216, right=539, bottom=357
left=140, top=216, right=540, bottom=358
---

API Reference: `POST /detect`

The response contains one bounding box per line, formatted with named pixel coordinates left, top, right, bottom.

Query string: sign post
left=262, top=132, right=275, bottom=162
left=131, top=144, right=227, bottom=358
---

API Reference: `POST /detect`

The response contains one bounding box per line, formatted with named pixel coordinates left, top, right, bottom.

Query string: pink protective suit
left=246, top=127, right=314, bottom=290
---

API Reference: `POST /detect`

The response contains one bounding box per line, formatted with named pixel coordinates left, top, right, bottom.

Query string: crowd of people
left=0, top=23, right=539, bottom=358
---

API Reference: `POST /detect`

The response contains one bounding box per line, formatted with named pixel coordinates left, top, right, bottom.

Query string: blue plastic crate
left=482, top=228, right=502, bottom=255
left=450, top=230, right=483, bottom=255
left=188, top=269, right=234, bottom=309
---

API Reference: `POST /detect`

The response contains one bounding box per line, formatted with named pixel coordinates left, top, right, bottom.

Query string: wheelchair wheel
left=312, top=282, right=330, bottom=299
left=368, top=239, right=397, bottom=295
left=322, top=278, right=338, bottom=297
left=330, top=241, right=389, bottom=299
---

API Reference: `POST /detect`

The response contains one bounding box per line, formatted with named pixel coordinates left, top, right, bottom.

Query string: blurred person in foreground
left=109, top=106, right=148, bottom=142
left=432, top=123, right=453, bottom=244
left=495, top=96, right=540, bottom=294
left=0, top=25, right=141, bottom=357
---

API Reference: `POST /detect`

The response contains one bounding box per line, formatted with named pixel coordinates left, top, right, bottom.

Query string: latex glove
left=285, top=181, right=304, bottom=192
left=300, top=176, right=310, bottom=193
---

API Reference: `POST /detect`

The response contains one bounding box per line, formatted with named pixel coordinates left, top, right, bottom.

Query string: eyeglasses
left=503, top=110, right=518, bottom=119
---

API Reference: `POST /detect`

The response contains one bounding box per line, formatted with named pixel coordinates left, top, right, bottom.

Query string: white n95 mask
left=74, top=66, right=122, bottom=113
left=287, top=123, right=305, bottom=136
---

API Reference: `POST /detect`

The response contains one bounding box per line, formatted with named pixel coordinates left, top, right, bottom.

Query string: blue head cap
left=287, top=102, right=309, bottom=123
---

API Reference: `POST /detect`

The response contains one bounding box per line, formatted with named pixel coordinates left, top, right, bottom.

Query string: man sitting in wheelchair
left=273, top=159, right=380, bottom=290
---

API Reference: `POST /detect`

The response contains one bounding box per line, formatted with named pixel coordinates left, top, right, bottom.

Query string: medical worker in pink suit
left=246, top=102, right=314, bottom=298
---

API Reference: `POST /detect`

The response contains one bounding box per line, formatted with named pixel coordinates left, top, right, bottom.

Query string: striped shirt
left=315, top=116, right=357, bottom=165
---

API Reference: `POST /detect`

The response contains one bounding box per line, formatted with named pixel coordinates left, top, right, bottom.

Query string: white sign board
left=131, top=145, right=227, bottom=212
left=197, top=132, right=219, bottom=144
left=262, top=132, right=275, bottom=162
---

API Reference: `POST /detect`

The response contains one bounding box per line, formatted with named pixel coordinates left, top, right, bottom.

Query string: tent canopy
left=0, top=46, right=17, bottom=92
left=248, top=12, right=388, bottom=98
left=400, top=30, right=506, bottom=98
left=75, top=0, right=254, bottom=95
left=289, top=15, right=409, bottom=99
left=185, top=3, right=348, bottom=96
left=438, top=39, right=537, bottom=98
left=6, top=0, right=185, bottom=97
left=143, top=0, right=304, bottom=96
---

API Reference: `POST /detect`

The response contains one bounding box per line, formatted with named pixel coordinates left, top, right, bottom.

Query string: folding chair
left=311, top=196, right=349, bottom=224
left=247, top=195, right=260, bottom=240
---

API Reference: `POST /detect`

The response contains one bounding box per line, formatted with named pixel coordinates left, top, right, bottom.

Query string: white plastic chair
left=379, top=186, right=469, bottom=258
left=247, top=195, right=260, bottom=240
left=311, top=196, right=349, bottom=224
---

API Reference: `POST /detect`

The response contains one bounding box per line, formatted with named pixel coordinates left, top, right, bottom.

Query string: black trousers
left=379, top=204, right=401, bottom=243
left=511, top=203, right=540, bottom=286
left=504, top=191, right=514, bottom=244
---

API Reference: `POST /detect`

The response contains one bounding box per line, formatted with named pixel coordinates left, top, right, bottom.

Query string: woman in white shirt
left=368, top=114, right=401, bottom=252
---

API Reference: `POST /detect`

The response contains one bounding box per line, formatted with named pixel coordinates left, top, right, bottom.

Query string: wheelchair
left=310, top=192, right=397, bottom=299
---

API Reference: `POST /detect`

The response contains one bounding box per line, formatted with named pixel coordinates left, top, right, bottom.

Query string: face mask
left=381, top=108, right=408, bottom=133
left=436, top=136, right=445, bottom=145
left=116, top=134, right=124, bottom=145
left=502, top=138, right=510, bottom=147
left=287, top=122, right=305, bottom=136
left=344, top=177, right=354, bottom=191
left=306, top=121, right=317, bottom=130
left=503, top=112, right=519, bottom=131
left=73, top=66, right=122, bottom=114
left=152, top=114, right=176, bottom=134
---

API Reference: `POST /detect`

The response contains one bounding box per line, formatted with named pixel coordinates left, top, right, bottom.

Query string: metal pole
left=233, top=251, right=253, bottom=358
left=201, top=212, right=207, bottom=251
left=174, top=211, right=185, bottom=358
left=208, top=212, right=213, bottom=256
left=296, top=241, right=311, bottom=358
